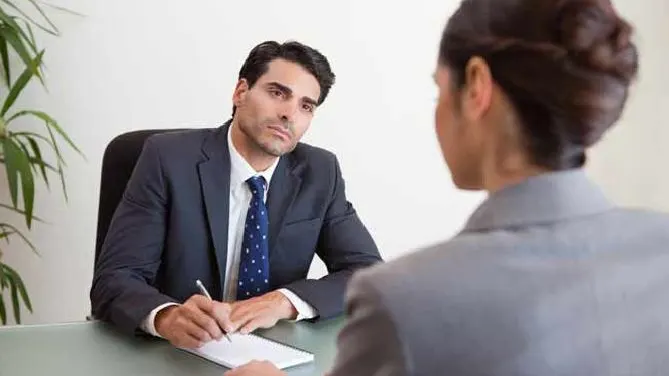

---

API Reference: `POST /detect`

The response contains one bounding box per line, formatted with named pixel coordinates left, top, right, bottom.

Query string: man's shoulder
left=285, top=142, right=343, bottom=181
left=290, top=141, right=337, bottom=165
left=141, top=127, right=224, bottom=168
left=144, top=127, right=217, bottom=150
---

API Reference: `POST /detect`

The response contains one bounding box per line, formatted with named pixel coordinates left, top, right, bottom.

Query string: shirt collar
left=227, top=124, right=279, bottom=191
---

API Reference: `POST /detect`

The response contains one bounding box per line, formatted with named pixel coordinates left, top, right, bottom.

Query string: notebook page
left=182, top=333, right=314, bottom=369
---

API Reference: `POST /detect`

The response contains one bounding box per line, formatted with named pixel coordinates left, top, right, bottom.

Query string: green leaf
left=0, top=294, right=6, bottom=325
left=0, top=224, right=39, bottom=255
left=1, top=0, right=58, bottom=35
left=21, top=20, right=46, bottom=79
left=7, top=125, right=65, bottom=164
left=13, top=132, right=64, bottom=164
left=0, top=5, right=39, bottom=51
left=11, top=134, right=50, bottom=187
left=0, top=261, right=6, bottom=289
left=45, top=124, right=68, bottom=200
left=6, top=109, right=82, bottom=157
left=38, top=1, right=84, bottom=17
left=26, top=136, right=49, bottom=187
left=1, top=138, right=35, bottom=227
left=9, top=273, right=21, bottom=323
left=12, top=131, right=54, bottom=145
left=0, top=229, right=15, bottom=241
left=56, top=162, right=66, bottom=200
left=15, top=277, right=30, bottom=313
left=1, top=50, right=44, bottom=116
left=23, top=16, right=37, bottom=44
left=0, top=202, right=46, bottom=223
left=0, top=18, right=38, bottom=69
left=26, top=0, right=59, bottom=34
left=0, top=37, right=9, bottom=87
left=1, top=137, right=20, bottom=209
left=3, top=264, right=31, bottom=313
left=26, top=157, right=56, bottom=172
left=14, top=136, right=34, bottom=170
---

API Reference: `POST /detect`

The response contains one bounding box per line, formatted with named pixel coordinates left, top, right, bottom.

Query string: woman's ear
left=461, top=56, right=494, bottom=122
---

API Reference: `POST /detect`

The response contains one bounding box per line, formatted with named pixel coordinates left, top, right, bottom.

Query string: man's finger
left=175, top=332, right=204, bottom=349
left=239, top=318, right=262, bottom=335
left=240, top=310, right=276, bottom=334
left=184, top=305, right=223, bottom=340
left=229, top=301, right=256, bottom=323
left=181, top=317, right=213, bottom=343
left=190, top=294, right=217, bottom=313
left=230, top=308, right=259, bottom=332
left=210, top=302, right=234, bottom=334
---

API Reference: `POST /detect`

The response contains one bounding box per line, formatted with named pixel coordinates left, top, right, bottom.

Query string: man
left=90, top=40, right=381, bottom=349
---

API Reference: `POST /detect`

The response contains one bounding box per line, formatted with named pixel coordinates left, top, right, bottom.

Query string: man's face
left=232, top=58, right=321, bottom=157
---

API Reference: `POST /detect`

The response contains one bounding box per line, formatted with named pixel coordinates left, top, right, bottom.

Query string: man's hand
left=225, top=360, right=286, bottom=376
left=155, top=294, right=233, bottom=349
left=229, top=291, right=298, bottom=334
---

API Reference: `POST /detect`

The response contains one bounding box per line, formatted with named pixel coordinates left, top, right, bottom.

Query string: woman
left=228, top=0, right=669, bottom=374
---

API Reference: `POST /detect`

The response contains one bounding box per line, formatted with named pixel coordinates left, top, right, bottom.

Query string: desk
left=0, top=317, right=344, bottom=376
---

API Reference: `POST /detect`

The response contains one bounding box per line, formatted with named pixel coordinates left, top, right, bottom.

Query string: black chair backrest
left=94, top=129, right=188, bottom=266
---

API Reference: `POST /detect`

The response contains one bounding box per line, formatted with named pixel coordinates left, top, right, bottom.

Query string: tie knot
left=246, top=176, right=266, bottom=197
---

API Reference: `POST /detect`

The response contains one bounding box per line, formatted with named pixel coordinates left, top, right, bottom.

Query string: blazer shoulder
left=291, top=142, right=337, bottom=167
left=603, top=207, right=669, bottom=240
left=141, top=127, right=221, bottom=164
left=144, top=127, right=216, bottom=150
left=612, top=207, right=669, bottom=224
left=360, top=207, right=669, bottom=291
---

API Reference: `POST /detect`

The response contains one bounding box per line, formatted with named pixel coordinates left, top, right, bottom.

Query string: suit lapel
left=197, top=124, right=231, bottom=297
left=267, top=154, right=304, bottom=254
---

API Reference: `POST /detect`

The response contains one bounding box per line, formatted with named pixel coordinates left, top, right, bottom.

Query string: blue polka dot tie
left=236, top=176, right=270, bottom=300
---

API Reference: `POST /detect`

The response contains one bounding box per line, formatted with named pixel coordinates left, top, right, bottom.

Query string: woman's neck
left=482, top=163, right=547, bottom=194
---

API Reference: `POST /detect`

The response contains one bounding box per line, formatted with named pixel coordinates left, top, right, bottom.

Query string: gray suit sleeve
left=327, top=271, right=409, bottom=376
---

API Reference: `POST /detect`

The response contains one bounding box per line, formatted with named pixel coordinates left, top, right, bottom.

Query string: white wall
left=586, top=0, right=669, bottom=211
left=1, top=0, right=667, bottom=325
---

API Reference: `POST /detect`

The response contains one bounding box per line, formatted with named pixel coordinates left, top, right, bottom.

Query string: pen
left=196, top=279, right=233, bottom=343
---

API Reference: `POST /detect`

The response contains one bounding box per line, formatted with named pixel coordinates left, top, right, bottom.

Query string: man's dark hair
left=232, top=40, right=336, bottom=115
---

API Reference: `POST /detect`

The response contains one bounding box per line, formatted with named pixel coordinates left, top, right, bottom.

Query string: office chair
left=89, top=128, right=189, bottom=320
left=94, top=128, right=189, bottom=267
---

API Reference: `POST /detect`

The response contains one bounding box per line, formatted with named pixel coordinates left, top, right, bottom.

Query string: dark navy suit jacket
left=90, top=123, right=382, bottom=333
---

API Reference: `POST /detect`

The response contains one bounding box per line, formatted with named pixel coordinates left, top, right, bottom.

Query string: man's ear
left=232, top=78, right=250, bottom=107
left=461, top=56, right=493, bottom=122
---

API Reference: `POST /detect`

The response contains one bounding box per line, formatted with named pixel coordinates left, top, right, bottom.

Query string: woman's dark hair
left=439, top=0, right=639, bottom=170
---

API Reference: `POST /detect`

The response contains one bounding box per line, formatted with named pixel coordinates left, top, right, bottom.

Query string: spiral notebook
left=180, top=333, right=314, bottom=369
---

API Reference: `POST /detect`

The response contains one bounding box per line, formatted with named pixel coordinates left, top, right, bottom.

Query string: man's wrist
left=154, top=304, right=179, bottom=336
left=277, top=288, right=318, bottom=321
left=142, top=302, right=180, bottom=338
left=272, top=290, right=298, bottom=320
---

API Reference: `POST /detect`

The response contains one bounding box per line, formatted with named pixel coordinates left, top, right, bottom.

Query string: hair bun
left=556, top=0, right=638, bottom=82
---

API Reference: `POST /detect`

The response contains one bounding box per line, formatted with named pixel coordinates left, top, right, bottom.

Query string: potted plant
left=0, top=1, right=81, bottom=324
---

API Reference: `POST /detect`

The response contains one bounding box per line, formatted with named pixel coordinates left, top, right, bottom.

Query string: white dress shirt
left=140, top=125, right=317, bottom=337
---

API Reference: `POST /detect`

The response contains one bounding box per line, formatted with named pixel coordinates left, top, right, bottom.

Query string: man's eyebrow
left=302, top=96, right=318, bottom=106
left=266, top=81, right=293, bottom=95
left=266, top=81, right=318, bottom=105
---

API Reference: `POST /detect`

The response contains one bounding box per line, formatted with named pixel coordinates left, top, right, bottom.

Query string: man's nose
left=277, top=99, right=298, bottom=123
